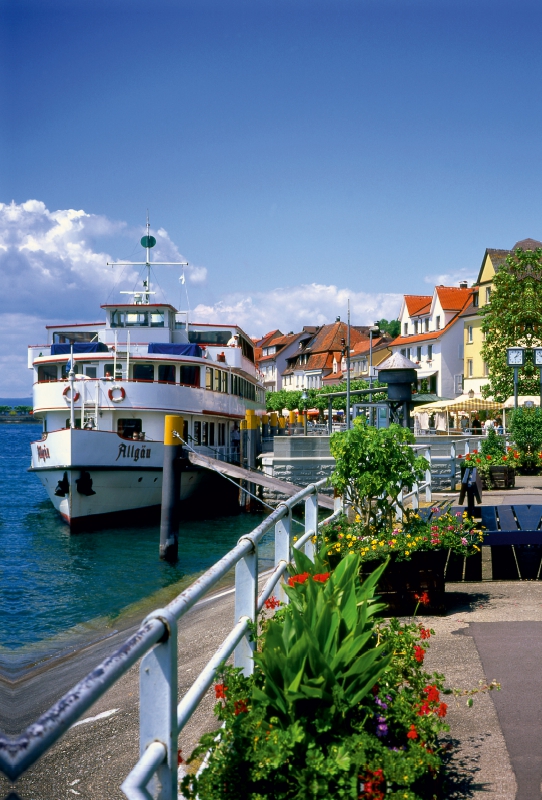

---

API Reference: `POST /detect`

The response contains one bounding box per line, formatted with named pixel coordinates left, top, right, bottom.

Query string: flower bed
left=318, top=510, right=484, bottom=613
left=181, top=551, right=498, bottom=799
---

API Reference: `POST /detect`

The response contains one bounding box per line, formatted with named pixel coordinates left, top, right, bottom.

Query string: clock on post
left=506, top=348, right=525, bottom=367
left=533, top=348, right=542, bottom=367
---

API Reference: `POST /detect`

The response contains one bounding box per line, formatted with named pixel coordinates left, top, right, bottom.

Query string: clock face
left=534, top=349, right=542, bottom=366
left=507, top=348, right=524, bottom=366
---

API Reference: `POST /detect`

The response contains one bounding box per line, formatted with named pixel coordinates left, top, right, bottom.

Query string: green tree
left=0, top=405, right=12, bottom=414
left=480, top=246, right=542, bottom=401
left=376, top=318, right=400, bottom=338
left=15, top=405, right=32, bottom=414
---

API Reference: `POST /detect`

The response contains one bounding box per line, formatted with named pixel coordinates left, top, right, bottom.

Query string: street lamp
left=368, top=322, right=380, bottom=425
left=301, top=389, right=308, bottom=436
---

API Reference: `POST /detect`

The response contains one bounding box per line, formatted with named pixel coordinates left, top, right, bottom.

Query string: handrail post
left=395, top=485, right=404, bottom=522
left=425, top=446, right=432, bottom=504
left=137, top=608, right=178, bottom=799
left=450, top=441, right=456, bottom=490
left=304, top=490, right=318, bottom=562
left=234, top=539, right=257, bottom=675
left=275, top=506, right=292, bottom=605
left=412, top=482, right=419, bottom=510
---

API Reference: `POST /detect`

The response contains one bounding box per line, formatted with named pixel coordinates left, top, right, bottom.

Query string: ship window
left=206, top=367, right=213, bottom=390
left=83, top=365, right=97, bottom=378
left=150, top=312, right=165, bottom=328
left=180, top=365, right=199, bottom=386
left=111, top=310, right=149, bottom=327
left=208, top=422, right=215, bottom=446
left=103, top=363, right=115, bottom=378
left=66, top=418, right=82, bottom=428
left=193, top=421, right=202, bottom=445
left=218, top=422, right=226, bottom=446
left=117, top=419, right=142, bottom=438
left=133, top=364, right=154, bottom=381
left=202, top=421, right=209, bottom=445
left=53, top=331, right=98, bottom=344
left=158, top=364, right=176, bottom=383
left=214, top=370, right=222, bottom=392
left=38, top=365, right=58, bottom=382
left=189, top=330, right=231, bottom=346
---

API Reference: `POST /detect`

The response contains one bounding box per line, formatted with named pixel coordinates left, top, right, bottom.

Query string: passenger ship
left=28, top=231, right=265, bottom=527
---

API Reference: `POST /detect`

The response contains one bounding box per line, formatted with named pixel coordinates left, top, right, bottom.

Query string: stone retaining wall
left=260, top=435, right=335, bottom=505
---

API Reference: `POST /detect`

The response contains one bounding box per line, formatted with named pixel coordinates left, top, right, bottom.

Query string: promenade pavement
left=3, top=479, right=542, bottom=799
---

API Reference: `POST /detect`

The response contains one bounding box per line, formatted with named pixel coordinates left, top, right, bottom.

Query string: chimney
left=459, top=281, right=468, bottom=289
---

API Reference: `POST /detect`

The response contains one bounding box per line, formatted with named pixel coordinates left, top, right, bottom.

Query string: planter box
left=480, top=466, right=515, bottom=490
left=361, top=550, right=447, bottom=615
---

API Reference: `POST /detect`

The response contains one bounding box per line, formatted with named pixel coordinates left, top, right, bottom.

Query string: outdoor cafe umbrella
left=413, top=394, right=503, bottom=433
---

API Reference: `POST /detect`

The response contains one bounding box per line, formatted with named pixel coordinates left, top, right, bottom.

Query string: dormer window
left=425, top=319, right=429, bottom=332
left=404, top=322, right=408, bottom=335
left=436, top=316, right=441, bottom=330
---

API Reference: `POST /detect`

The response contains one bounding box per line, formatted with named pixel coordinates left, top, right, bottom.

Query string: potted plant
left=460, top=431, right=520, bottom=489
left=320, top=510, right=483, bottom=614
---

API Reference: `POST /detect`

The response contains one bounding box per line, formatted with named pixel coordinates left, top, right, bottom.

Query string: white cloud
left=0, top=200, right=207, bottom=396
left=192, top=283, right=403, bottom=339
left=424, top=268, right=477, bottom=287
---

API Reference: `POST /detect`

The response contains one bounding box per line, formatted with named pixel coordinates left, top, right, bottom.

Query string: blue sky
left=2, top=0, right=542, bottom=393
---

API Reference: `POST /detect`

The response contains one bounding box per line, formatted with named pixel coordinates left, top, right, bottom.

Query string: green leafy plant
left=181, top=553, right=496, bottom=799
left=329, top=419, right=428, bottom=532
left=508, top=406, right=542, bottom=469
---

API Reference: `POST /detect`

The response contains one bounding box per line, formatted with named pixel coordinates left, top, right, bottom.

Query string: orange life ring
left=63, top=386, right=80, bottom=402
left=108, top=385, right=126, bottom=403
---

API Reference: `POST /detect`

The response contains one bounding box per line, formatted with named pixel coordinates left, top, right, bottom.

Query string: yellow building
left=463, top=238, right=542, bottom=394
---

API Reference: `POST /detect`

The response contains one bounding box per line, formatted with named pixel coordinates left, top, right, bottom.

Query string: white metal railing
left=0, top=480, right=341, bottom=798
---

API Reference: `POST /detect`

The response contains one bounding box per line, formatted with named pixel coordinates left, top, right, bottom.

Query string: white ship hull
left=30, top=428, right=205, bottom=527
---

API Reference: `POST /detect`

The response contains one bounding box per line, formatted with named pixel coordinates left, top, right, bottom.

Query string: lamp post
left=301, top=389, right=308, bottom=436
left=368, top=323, right=380, bottom=425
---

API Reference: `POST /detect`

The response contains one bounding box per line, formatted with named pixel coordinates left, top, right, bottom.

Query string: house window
left=414, top=321, right=418, bottom=334
left=454, top=374, right=463, bottom=394
left=416, top=347, right=422, bottom=361
left=400, top=349, right=406, bottom=357
left=468, top=326, right=473, bottom=343
left=407, top=348, right=411, bottom=360
left=427, top=345, right=433, bottom=360
left=485, top=287, right=491, bottom=304
left=473, top=292, right=479, bottom=307
left=436, top=316, right=441, bottom=330
left=404, top=322, right=408, bottom=335
left=467, top=359, right=473, bottom=377
left=425, top=318, right=429, bottom=332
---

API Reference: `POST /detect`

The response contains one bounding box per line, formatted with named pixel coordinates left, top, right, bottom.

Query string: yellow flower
left=379, top=541, right=385, bottom=546
left=405, top=550, right=409, bottom=555
left=371, top=545, right=377, bottom=550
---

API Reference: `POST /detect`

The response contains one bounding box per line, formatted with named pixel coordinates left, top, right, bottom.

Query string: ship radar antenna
left=107, top=215, right=188, bottom=304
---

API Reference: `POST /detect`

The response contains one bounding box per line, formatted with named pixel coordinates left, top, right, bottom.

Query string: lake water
left=0, top=423, right=272, bottom=671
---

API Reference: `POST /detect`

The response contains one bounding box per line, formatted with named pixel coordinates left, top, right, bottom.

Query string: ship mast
left=107, top=214, right=188, bottom=304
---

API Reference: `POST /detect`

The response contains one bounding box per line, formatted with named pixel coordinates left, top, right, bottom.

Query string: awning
left=502, top=395, right=541, bottom=409
left=414, top=369, right=437, bottom=379
left=147, top=343, right=203, bottom=357
left=413, top=394, right=503, bottom=413
left=51, top=342, right=109, bottom=355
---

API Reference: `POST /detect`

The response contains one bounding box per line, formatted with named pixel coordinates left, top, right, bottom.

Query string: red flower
left=417, top=701, right=431, bottom=716
left=414, top=645, right=425, bottom=663
left=407, top=724, right=419, bottom=739
left=288, top=572, right=310, bottom=586
left=215, top=683, right=227, bottom=699
left=234, top=699, right=249, bottom=715
left=437, top=702, right=448, bottom=718
left=419, top=627, right=431, bottom=640
left=415, top=591, right=430, bottom=605
left=264, top=596, right=280, bottom=609
left=312, top=572, right=330, bottom=583
left=177, top=749, right=184, bottom=765
left=359, top=768, right=385, bottom=800
left=424, top=685, right=440, bottom=703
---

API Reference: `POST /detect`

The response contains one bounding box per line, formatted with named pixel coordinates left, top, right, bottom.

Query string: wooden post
left=159, top=415, right=184, bottom=562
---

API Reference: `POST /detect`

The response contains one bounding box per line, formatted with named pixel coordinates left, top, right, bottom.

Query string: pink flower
left=461, top=537, right=468, bottom=545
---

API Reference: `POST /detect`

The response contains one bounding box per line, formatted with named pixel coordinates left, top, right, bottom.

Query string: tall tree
left=480, top=246, right=542, bottom=401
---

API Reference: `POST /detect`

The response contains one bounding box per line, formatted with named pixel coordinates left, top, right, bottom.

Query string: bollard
left=270, top=411, right=278, bottom=437
left=159, top=415, right=184, bottom=562
left=278, top=415, right=286, bottom=435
